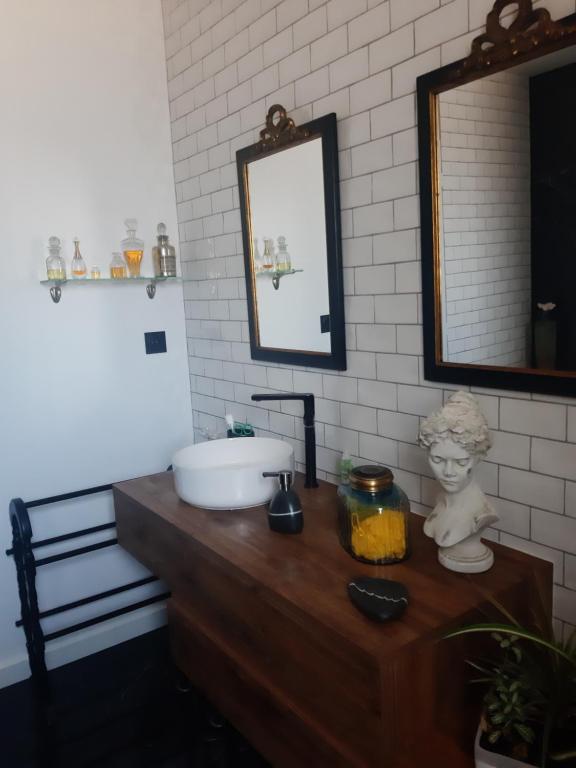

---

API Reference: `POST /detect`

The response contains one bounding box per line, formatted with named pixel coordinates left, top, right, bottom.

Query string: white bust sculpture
left=418, top=391, right=498, bottom=573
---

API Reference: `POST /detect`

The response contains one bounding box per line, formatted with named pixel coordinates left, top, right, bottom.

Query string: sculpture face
left=427, top=438, right=477, bottom=494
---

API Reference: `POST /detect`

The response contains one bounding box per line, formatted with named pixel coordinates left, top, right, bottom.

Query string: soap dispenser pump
left=263, top=470, right=303, bottom=534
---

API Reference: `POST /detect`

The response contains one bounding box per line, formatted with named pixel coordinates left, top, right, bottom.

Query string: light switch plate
left=145, top=331, right=167, bottom=354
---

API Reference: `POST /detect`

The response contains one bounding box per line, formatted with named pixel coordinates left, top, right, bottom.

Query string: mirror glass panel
left=437, top=47, right=576, bottom=372
left=247, top=138, right=330, bottom=353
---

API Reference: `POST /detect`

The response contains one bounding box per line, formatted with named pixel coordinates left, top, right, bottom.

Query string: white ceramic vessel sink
left=172, top=437, right=294, bottom=510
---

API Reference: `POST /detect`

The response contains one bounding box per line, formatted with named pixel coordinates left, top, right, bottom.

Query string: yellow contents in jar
left=110, top=265, right=127, bottom=279
left=124, top=249, right=143, bottom=277
left=351, top=510, right=407, bottom=561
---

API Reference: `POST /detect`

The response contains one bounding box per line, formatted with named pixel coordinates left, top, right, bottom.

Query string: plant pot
left=475, top=727, right=536, bottom=768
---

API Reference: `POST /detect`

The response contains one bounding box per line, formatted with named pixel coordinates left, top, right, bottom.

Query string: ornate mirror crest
left=257, top=104, right=310, bottom=152
left=460, top=0, right=576, bottom=75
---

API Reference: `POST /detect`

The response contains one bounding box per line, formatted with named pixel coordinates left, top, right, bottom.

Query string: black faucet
left=251, top=393, right=318, bottom=489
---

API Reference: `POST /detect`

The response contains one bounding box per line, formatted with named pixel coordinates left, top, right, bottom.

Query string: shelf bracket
left=49, top=286, right=62, bottom=304
left=42, top=275, right=175, bottom=302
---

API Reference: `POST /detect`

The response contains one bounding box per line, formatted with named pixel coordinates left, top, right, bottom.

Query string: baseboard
left=0, top=602, right=167, bottom=690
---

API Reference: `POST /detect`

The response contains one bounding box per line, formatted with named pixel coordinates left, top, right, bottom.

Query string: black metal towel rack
left=7, top=480, right=170, bottom=697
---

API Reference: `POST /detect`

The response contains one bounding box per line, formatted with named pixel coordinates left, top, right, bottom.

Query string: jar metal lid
left=349, top=465, right=393, bottom=493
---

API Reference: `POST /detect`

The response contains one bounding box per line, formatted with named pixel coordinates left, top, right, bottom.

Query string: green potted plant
left=446, top=602, right=576, bottom=768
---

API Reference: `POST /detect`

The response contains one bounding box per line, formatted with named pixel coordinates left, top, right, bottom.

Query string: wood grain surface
left=114, top=471, right=552, bottom=768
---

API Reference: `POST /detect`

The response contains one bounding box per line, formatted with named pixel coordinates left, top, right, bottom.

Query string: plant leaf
left=445, top=623, right=576, bottom=666
left=513, top=723, right=534, bottom=743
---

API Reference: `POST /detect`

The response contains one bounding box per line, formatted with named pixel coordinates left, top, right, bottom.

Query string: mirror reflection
left=247, top=137, right=330, bottom=353
left=437, top=47, right=576, bottom=371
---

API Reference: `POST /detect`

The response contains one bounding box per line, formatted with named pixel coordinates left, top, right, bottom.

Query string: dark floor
left=0, top=629, right=270, bottom=768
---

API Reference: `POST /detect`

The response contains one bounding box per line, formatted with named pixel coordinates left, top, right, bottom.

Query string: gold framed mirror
left=236, top=106, right=346, bottom=371
left=418, top=0, right=576, bottom=396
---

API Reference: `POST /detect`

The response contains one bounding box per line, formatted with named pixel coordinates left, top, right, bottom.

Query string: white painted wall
left=439, top=71, right=532, bottom=366
left=0, top=0, right=193, bottom=688
left=162, top=0, right=576, bottom=639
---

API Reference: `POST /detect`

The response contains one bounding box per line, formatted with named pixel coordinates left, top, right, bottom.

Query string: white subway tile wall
left=161, top=0, right=576, bottom=631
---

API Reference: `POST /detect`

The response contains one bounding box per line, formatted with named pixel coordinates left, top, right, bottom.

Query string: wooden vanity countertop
left=114, top=471, right=550, bottom=657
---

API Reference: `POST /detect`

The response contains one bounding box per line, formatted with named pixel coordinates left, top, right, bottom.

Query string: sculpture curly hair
left=418, top=391, right=491, bottom=457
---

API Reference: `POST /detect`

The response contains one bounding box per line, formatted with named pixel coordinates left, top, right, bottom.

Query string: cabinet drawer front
left=169, top=599, right=374, bottom=768
left=169, top=556, right=388, bottom=767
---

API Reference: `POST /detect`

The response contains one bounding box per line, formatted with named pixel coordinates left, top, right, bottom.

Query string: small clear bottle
left=110, top=252, right=127, bottom=279
left=152, top=223, right=177, bottom=278
left=45, top=236, right=66, bottom=281
left=90, top=265, right=101, bottom=279
left=253, top=237, right=263, bottom=273
left=276, top=236, right=291, bottom=272
left=339, top=450, right=353, bottom=485
left=121, top=218, right=144, bottom=277
left=262, top=238, right=274, bottom=270
left=71, top=238, right=87, bottom=278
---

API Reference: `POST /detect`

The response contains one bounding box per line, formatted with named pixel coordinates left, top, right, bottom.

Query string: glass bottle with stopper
left=110, top=251, right=127, bottom=279
left=45, top=236, right=66, bottom=281
left=71, top=238, right=87, bottom=278
left=152, top=222, right=177, bottom=278
left=121, top=218, right=144, bottom=277
left=276, top=236, right=291, bottom=271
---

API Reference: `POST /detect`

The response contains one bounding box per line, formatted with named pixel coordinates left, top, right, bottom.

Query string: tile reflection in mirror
left=436, top=46, right=576, bottom=372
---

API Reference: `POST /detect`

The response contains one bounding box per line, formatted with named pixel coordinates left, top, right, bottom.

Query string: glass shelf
left=40, top=275, right=181, bottom=303
left=255, top=268, right=303, bottom=290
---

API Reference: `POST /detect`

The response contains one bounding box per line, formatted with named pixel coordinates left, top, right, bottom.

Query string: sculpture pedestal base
left=439, top=544, right=494, bottom=574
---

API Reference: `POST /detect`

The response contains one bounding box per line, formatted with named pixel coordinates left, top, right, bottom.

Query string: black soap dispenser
left=263, top=470, right=303, bottom=534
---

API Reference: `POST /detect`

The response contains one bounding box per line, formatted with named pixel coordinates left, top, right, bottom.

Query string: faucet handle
left=263, top=470, right=293, bottom=491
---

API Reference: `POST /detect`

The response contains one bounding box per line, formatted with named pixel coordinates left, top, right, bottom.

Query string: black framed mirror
left=418, top=0, right=576, bottom=396
left=236, top=106, right=346, bottom=370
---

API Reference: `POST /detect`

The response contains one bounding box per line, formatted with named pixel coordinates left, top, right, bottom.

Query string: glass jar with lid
left=110, top=251, right=127, bottom=279
left=337, top=465, right=410, bottom=565
left=45, top=236, right=66, bottom=281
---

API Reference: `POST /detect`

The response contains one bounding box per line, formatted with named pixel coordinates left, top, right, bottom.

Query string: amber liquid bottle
left=262, top=238, right=274, bottom=269
left=121, top=218, right=144, bottom=277
left=110, top=252, right=127, bottom=279
left=71, top=239, right=87, bottom=278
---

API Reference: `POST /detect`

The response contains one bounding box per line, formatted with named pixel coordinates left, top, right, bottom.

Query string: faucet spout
left=251, top=393, right=318, bottom=488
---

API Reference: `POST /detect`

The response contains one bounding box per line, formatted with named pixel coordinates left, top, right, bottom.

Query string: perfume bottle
left=152, top=223, right=177, bottom=277
left=253, top=237, right=263, bottom=273
left=121, top=218, right=144, bottom=277
left=90, top=266, right=101, bottom=279
left=71, top=238, right=87, bottom=278
left=262, top=238, right=274, bottom=270
left=276, top=236, right=291, bottom=271
left=110, top=251, right=127, bottom=279
left=45, top=236, right=66, bottom=281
